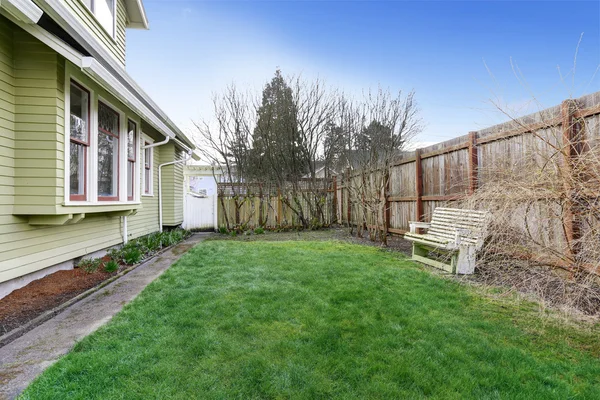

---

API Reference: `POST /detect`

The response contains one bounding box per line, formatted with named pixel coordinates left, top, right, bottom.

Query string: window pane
left=98, top=131, right=118, bottom=198
left=95, top=0, right=115, bottom=36
left=70, top=83, right=89, bottom=143
left=144, top=147, right=150, bottom=168
left=145, top=168, right=150, bottom=194
left=127, top=121, right=136, bottom=160
left=70, top=142, right=85, bottom=196
left=127, top=161, right=134, bottom=199
left=98, top=102, right=119, bottom=136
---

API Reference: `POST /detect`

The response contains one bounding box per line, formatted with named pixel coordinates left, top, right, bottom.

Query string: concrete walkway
left=0, top=233, right=210, bottom=400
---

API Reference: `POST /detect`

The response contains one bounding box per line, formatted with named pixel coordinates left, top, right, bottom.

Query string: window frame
left=142, top=134, right=154, bottom=197
left=64, top=70, right=144, bottom=208
left=97, top=100, right=121, bottom=202
left=127, top=120, right=137, bottom=201
left=69, top=80, right=91, bottom=202
left=80, top=0, right=117, bottom=39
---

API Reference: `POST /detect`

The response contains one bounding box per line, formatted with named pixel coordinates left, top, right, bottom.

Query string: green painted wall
left=13, top=27, right=64, bottom=212
left=160, top=142, right=185, bottom=226
left=0, top=17, right=15, bottom=225
left=0, top=17, right=185, bottom=285
left=127, top=121, right=162, bottom=239
left=63, top=0, right=127, bottom=66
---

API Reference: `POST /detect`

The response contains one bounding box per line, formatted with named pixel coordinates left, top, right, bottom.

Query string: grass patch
left=22, top=241, right=600, bottom=399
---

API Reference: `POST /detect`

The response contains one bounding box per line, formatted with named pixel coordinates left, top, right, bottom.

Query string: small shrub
left=161, top=231, right=177, bottom=247
left=104, top=260, right=119, bottom=273
left=254, top=227, right=265, bottom=235
left=122, top=247, right=143, bottom=265
left=144, top=233, right=162, bottom=253
left=78, top=258, right=102, bottom=273
left=107, top=247, right=124, bottom=263
left=219, top=226, right=228, bottom=234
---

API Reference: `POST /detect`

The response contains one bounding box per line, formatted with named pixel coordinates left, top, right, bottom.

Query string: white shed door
left=183, top=176, right=217, bottom=231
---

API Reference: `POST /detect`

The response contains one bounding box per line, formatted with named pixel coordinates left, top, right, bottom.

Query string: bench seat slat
left=432, top=214, right=487, bottom=223
left=404, top=233, right=451, bottom=244
left=432, top=217, right=485, bottom=226
left=435, top=207, right=487, bottom=216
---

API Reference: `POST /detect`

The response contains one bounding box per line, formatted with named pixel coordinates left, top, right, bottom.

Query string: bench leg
left=412, top=243, right=455, bottom=273
left=456, top=246, right=476, bottom=274
left=412, top=243, right=428, bottom=258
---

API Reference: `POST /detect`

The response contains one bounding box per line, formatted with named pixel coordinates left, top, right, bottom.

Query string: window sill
left=14, top=203, right=142, bottom=226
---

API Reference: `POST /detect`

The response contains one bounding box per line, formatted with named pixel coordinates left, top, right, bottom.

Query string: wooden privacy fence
left=217, top=179, right=337, bottom=229
left=337, top=91, right=600, bottom=254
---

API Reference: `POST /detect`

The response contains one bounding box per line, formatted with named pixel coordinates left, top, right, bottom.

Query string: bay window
left=97, top=102, right=120, bottom=201
left=82, top=0, right=116, bottom=37
left=69, top=82, right=90, bottom=201
left=127, top=120, right=136, bottom=200
left=67, top=76, right=142, bottom=205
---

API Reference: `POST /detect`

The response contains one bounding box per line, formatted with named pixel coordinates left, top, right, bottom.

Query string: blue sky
left=127, top=0, right=600, bottom=147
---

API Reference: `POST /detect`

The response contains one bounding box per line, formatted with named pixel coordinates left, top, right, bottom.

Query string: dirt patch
left=0, top=268, right=116, bottom=337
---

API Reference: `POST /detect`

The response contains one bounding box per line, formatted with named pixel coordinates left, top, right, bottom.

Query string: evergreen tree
left=249, top=69, right=307, bottom=181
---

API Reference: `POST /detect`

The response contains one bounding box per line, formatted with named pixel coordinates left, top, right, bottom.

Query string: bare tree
left=341, top=88, right=422, bottom=244
left=194, top=84, right=255, bottom=230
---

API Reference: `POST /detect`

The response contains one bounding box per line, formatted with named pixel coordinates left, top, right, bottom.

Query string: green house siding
left=0, top=17, right=15, bottom=224
left=0, top=18, right=183, bottom=286
left=13, top=27, right=64, bottom=211
left=128, top=127, right=161, bottom=239
left=64, top=0, right=127, bottom=66
left=159, top=142, right=185, bottom=226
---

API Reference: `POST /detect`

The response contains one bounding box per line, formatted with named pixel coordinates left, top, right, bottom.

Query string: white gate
left=183, top=171, right=218, bottom=231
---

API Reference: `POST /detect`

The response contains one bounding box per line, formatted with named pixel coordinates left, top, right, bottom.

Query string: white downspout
left=142, top=136, right=169, bottom=150
left=158, top=150, right=193, bottom=232
left=122, top=216, right=128, bottom=244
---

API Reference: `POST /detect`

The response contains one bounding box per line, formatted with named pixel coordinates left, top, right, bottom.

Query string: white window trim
left=79, top=0, right=117, bottom=41
left=64, top=73, right=141, bottom=206
left=142, top=133, right=154, bottom=197
left=127, top=118, right=141, bottom=202
left=64, top=76, right=94, bottom=203
left=97, top=95, right=125, bottom=202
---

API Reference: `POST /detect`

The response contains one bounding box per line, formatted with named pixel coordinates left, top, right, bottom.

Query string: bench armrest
left=409, top=221, right=431, bottom=233
left=454, top=228, right=472, bottom=245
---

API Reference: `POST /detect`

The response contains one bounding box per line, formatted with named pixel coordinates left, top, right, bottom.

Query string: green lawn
left=22, top=240, right=600, bottom=399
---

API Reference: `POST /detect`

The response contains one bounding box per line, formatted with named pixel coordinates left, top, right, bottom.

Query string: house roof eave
left=124, top=0, right=149, bottom=30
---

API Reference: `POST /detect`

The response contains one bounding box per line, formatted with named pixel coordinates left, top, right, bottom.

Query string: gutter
left=80, top=57, right=176, bottom=139
left=0, top=0, right=42, bottom=24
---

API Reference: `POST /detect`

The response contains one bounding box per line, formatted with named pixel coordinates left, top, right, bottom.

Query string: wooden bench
left=404, top=207, right=490, bottom=274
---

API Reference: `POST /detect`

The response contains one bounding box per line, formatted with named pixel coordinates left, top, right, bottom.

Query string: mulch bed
left=0, top=267, right=118, bottom=337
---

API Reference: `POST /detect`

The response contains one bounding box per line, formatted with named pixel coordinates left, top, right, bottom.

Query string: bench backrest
left=428, top=207, right=490, bottom=250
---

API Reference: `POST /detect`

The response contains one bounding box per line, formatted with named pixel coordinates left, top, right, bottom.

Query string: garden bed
left=0, top=229, right=191, bottom=341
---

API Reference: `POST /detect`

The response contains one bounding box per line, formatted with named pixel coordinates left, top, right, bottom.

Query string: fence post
left=346, top=168, right=352, bottom=226
left=332, top=176, right=338, bottom=224
left=415, top=149, right=424, bottom=231
left=561, top=100, right=580, bottom=259
left=277, top=188, right=283, bottom=226
left=468, top=131, right=478, bottom=195
left=385, top=169, right=391, bottom=234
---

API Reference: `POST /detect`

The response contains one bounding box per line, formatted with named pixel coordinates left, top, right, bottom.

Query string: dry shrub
left=454, top=103, right=600, bottom=317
